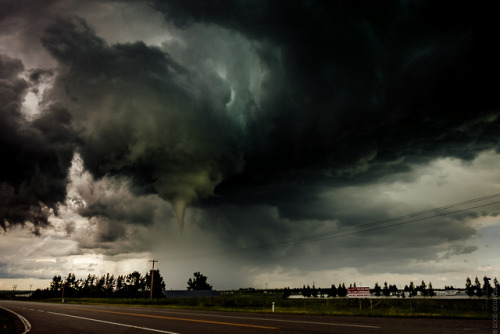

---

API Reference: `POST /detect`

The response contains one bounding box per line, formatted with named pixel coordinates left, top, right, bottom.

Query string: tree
left=494, top=277, right=499, bottom=297
left=104, top=273, right=115, bottom=297
left=474, top=277, right=483, bottom=298
left=187, top=272, right=212, bottom=290
left=124, top=271, right=146, bottom=297
left=329, top=284, right=337, bottom=298
left=95, top=275, right=106, bottom=297
left=483, top=276, right=493, bottom=298
left=145, top=269, right=166, bottom=298
left=50, top=275, right=63, bottom=292
left=428, top=282, right=435, bottom=297
left=115, top=275, right=125, bottom=297
left=311, top=285, right=318, bottom=298
left=409, top=281, right=417, bottom=297
left=383, top=282, right=390, bottom=297
left=465, top=277, right=475, bottom=298
left=373, top=282, right=381, bottom=297
left=303, top=285, right=311, bottom=297
left=338, top=283, right=348, bottom=297
left=420, top=280, right=428, bottom=297
left=282, top=287, right=291, bottom=299
left=64, top=273, right=78, bottom=298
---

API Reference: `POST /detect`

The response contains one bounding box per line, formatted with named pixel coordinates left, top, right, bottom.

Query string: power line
left=292, top=193, right=500, bottom=243
left=166, top=192, right=500, bottom=261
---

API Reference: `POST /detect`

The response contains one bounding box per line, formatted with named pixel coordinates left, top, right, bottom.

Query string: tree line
left=30, top=272, right=499, bottom=299
left=31, top=271, right=214, bottom=299
left=31, top=270, right=166, bottom=299
left=282, top=281, right=435, bottom=298
left=465, top=276, right=498, bottom=298
left=282, top=276, right=499, bottom=298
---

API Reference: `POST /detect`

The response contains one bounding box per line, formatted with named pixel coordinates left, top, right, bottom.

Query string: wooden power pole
left=149, top=259, right=158, bottom=300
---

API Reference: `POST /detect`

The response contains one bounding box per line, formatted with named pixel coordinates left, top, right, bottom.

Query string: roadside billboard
left=347, top=287, right=370, bottom=298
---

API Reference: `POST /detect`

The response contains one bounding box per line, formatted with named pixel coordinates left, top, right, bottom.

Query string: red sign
left=347, top=287, right=371, bottom=298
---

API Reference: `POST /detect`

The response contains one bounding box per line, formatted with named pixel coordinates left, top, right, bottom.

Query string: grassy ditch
left=34, top=294, right=494, bottom=319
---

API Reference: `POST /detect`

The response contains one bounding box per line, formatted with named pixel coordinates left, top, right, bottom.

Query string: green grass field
left=30, top=294, right=495, bottom=319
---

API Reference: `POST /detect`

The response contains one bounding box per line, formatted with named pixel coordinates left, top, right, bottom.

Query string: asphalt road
left=0, top=300, right=492, bottom=334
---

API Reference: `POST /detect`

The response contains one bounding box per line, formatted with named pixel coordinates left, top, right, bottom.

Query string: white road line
left=0, top=306, right=32, bottom=334
left=47, top=311, right=180, bottom=334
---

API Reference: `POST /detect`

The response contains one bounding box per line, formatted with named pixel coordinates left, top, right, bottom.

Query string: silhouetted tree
left=382, top=282, right=390, bottom=297
left=94, top=275, right=106, bottom=297
left=302, top=285, right=311, bottom=297
left=373, top=282, right=381, bottom=297
left=50, top=275, right=63, bottom=292
left=311, top=285, right=318, bottom=297
left=337, top=283, right=348, bottom=297
left=465, top=277, right=475, bottom=298
left=115, top=275, right=125, bottom=297
left=494, top=277, right=499, bottom=297
left=187, top=272, right=212, bottom=290
left=420, top=280, right=428, bottom=297
left=329, top=284, right=337, bottom=298
left=125, top=271, right=146, bottom=297
left=483, top=276, right=493, bottom=298
left=103, top=273, right=115, bottom=297
left=409, top=281, right=417, bottom=297
left=428, top=282, right=435, bottom=297
left=64, top=273, right=77, bottom=297
left=282, top=287, right=291, bottom=298
left=474, top=277, right=483, bottom=298
left=145, top=269, right=166, bottom=298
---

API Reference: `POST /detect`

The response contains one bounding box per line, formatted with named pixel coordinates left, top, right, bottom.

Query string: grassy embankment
left=33, top=294, right=494, bottom=319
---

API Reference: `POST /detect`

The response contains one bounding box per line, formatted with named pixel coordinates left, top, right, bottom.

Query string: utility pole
left=149, top=259, right=158, bottom=300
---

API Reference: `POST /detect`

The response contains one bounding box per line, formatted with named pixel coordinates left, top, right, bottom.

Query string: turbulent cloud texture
left=1, top=0, right=499, bottom=288
left=0, top=54, right=73, bottom=231
left=40, top=15, right=244, bottom=228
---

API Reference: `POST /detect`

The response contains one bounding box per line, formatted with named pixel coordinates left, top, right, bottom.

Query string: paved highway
left=0, top=300, right=491, bottom=333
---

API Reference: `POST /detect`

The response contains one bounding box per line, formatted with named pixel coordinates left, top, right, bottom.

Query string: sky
left=1, top=0, right=499, bottom=291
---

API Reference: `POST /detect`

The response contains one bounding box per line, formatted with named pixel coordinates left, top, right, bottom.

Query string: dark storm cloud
left=148, top=0, right=500, bottom=217
left=0, top=54, right=74, bottom=231
left=40, top=15, right=244, bottom=227
left=1, top=0, right=499, bottom=265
